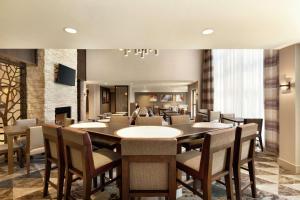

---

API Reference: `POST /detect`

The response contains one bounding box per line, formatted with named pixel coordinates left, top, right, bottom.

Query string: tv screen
left=55, top=64, right=76, bottom=86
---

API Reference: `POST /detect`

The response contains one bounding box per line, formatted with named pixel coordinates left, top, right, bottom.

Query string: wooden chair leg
left=248, top=160, right=257, bottom=198
left=233, top=167, right=241, bottom=200
left=225, top=173, right=234, bottom=200
left=43, top=160, right=51, bottom=197
left=17, top=149, right=24, bottom=168
left=109, top=169, right=113, bottom=179
left=57, top=165, right=65, bottom=200
left=258, top=134, right=264, bottom=152
left=64, top=171, right=72, bottom=200
left=101, top=173, right=105, bottom=191
left=93, top=176, right=98, bottom=188
left=202, top=181, right=212, bottom=200
left=83, top=177, right=92, bottom=200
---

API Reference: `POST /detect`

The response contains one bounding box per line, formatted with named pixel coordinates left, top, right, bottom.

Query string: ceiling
left=0, top=0, right=300, bottom=49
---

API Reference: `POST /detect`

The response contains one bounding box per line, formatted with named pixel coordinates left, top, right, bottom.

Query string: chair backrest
left=170, top=115, right=190, bottom=125
left=29, top=126, right=44, bottom=150
left=209, top=111, right=221, bottom=122
left=135, top=116, right=163, bottom=126
left=199, top=109, right=208, bottom=114
left=121, top=138, right=177, bottom=192
left=221, top=113, right=235, bottom=124
left=61, top=127, right=94, bottom=177
left=110, top=116, right=129, bottom=125
left=42, top=124, right=64, bottom=165
left=234, top=123, right=258, bottom=163
left=200, top=128, right=236, bottom=178
left=195, top=113, right=206, bottom=122
left=243, top=118, right=263, bottom=135
left=16, top=118, right=37, bottom=127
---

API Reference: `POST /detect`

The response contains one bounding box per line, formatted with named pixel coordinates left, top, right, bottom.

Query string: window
left=212, top=49, right=264, bottom=119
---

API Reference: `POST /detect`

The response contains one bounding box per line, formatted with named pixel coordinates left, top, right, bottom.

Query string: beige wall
left=278, top=44, right=300, bottom=173
left=86, top=50, right=201, bottom=83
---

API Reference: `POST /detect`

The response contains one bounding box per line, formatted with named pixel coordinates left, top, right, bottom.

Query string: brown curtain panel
left=264, top=50, right=279, bottom=154
left=201, top=50, right=214, bottom=110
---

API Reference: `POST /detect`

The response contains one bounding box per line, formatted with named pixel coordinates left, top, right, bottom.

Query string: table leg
left=26, top=131, right=30, bottom=174
left=7, top=135, right=14, bottom=174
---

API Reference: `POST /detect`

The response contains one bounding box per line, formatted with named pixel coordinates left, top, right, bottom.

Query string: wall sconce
left=280, top=75, right=294, bottom=92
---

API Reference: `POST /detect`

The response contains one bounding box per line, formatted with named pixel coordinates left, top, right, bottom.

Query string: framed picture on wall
left=175, top=94, right=184, bottom=102
left=149, top=95, right=158, bottom=102
left=160, top=94, right=173, bottom=102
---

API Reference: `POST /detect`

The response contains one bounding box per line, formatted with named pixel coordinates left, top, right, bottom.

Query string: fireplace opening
left=55, top=106, right=71, bottom=125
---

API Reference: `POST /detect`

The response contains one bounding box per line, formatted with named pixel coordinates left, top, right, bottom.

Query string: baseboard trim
left=277, top=157, right=300, bottom=173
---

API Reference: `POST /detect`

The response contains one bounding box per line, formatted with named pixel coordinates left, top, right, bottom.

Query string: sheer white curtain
left=212, top=49, right=264, bottom=119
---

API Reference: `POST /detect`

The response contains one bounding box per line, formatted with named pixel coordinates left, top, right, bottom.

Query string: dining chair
left=170, top=115, right=190, bottom=125
left=121, top=138, right=177, bottom=200
left=209, top=111, right=221, bottom=122
left=233, top=123, right=258, bottom=200
left=221, top=113, right=235, bottom=125
left=135, top=116, right=163, bottom=126
left=110, top=115, right=130, bottom=125
left=176, top=128, right=236, bottom=200
left=62, top=127, right=121, bottom=200
left=42, top=124, right=65, bottom=200
left=195, top=113, right=207, bottom=122
left=243, top=118, right=264, bottom=151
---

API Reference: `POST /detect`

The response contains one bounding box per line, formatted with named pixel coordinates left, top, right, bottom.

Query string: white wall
left=86, top=50, right=201, bottom=83
left=278, top=44, right=300, bottom=173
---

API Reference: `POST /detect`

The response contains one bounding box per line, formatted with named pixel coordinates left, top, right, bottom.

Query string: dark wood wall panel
left=77, top=49, right=86, bottom=81
left=0, top=49, right=37, bottom=65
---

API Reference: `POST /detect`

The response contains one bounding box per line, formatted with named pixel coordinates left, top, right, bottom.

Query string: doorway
left=191, top=89, right=197, bottom=119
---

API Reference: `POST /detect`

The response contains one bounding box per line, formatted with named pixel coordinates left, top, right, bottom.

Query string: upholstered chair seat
left=93, top=149, right=121, bottom=171
left=18, top=126, right=45, bottom=156
left=176, top=150, right=202, bottom=171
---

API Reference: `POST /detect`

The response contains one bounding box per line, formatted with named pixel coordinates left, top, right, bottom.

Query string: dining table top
left=83, top=123, right=223, bottom=142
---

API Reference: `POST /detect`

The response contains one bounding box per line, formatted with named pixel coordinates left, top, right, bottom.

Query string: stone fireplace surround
left=26, top=49, right=78, bottom=123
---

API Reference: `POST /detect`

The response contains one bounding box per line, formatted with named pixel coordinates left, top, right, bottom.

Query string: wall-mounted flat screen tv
left=55, top=64, right=76, bottom=86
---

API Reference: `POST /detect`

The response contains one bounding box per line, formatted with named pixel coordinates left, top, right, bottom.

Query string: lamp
left=280, top=75, right=293, bottom=92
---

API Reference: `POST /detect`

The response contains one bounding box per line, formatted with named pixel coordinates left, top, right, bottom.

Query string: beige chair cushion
left=209, top=128, right=236, bottom=175
left=240, top=123, right=258, bottom=160
left=30, top=147, right=45, bottom=155
left=29, top=126, right=44, bottom=150
left=93, top=148, right=121, bottom=169
left=49, top=141, right=58, bottom=159
left=221, top=113, right=235, bottom=124
left=176, top=150, right=202, bottom=171
left=110, top=116, right=129, bottom=125
left=121, top=138, right=177, bottom=155
left=209, top=111, right=221, bottom=122
left=129, top=162, right=169, bottom=190
left=15, top=119, right=37, bottom=127
left=171, top=115, right=190, bottom=125
left=135, top=116, right=163, bottom=126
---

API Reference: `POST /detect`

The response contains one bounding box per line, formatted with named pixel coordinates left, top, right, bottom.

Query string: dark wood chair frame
left=244, top=118, right=264, bottom=151
left=63, top=131, right=121, bottom=200
left=233, top=126, right=257, bottom=200
left=42, top=124, right=65, bottom=200
left=122, top=155, right=177, bottom=200
left=177, top=133, right=234, bottom=200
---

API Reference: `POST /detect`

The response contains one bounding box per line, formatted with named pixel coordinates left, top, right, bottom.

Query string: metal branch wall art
left=0, top=61, right=26, bottom=127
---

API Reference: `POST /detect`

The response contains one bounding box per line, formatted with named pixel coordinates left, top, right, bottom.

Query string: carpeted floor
left=0, top=153, right=300, bottom=199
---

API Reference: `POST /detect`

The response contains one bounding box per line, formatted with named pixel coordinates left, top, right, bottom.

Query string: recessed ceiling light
left=64, top=27, right=77, bottom=34
left=202, top=29, right=214, bottom=35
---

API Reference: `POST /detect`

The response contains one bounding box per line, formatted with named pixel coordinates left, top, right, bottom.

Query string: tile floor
left=0, top=152, right=299, bottom=199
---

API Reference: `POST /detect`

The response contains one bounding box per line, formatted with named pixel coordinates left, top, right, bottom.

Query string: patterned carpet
left=0, top=153, right=300, bottom=199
